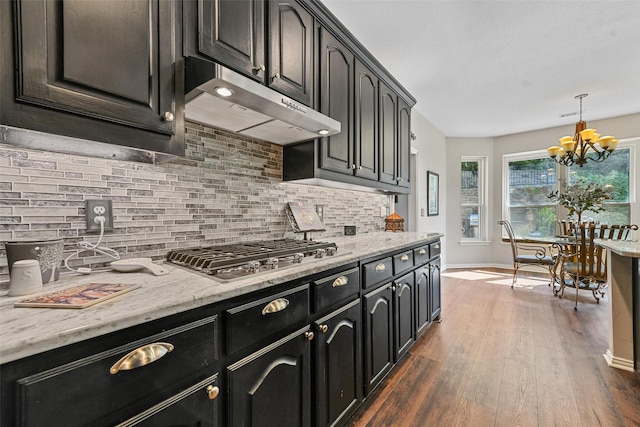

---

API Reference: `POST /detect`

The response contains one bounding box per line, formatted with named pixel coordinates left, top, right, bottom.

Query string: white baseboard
left=603, top=349, right=635, bottom=372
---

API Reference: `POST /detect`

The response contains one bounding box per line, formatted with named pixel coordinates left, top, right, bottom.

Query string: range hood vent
left=185, top=57, right=340, bottom=144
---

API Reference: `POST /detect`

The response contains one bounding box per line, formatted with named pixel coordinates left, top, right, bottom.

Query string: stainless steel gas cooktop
left=166, top=238, right=339, bottom=282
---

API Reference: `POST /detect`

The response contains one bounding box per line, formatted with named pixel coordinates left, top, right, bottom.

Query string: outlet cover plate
left=85, top=200, right=113, bottom=232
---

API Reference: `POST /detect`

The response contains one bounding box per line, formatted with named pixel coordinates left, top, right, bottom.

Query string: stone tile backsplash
left=0, top=122, right=389, bottom=282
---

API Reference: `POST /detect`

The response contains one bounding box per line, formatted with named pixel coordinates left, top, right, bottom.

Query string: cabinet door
left=197, top=0, right=265, bottom=81
left=14, top=0, right=176, bottom=135
left=430, top=258, right=442, bottom=321
left=362, top=283, right=393, bottom=396
left=394, top=272, right=415, bottom=361
left=314, top=300, right=362, bottom=427
left=397, top=97, right=412, bottom=188
left=414, top=266, right=430, bottom=336
left=269, top=1, right=313, bottom=105
left=319, top=27, right=354, bottom=175
left=354, top=60, right=379, bottom=181
left=379, top=81, right=397, bottom=185
left=227, top=327, right=311, bottom=427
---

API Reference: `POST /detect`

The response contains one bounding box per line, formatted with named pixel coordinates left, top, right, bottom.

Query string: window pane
left=461, top=161, right=479, bottom=204
left=569, top=148, right=630, bottom=203
left=568, top=148, right=631, bottom=224
left=508, top=158, right=557, bottom=207
left=508, top=206, right=557, bottom=237
left=461, top=206, right=479, bottom=238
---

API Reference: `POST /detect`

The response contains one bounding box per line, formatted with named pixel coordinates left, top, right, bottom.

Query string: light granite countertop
left=0, top=231, right=442, bottom=364
left=595, top=239, right=640, bottom=258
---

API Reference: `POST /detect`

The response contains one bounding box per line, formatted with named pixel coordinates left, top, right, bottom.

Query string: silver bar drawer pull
left=332, top=276, right=348, bottom=287
left=110, top=342, right=174, bottom=374
left=262, top=298, right=289, bottom=315
left=400, top=254, right=409, bottom=261
left=418, top=249, right=426, bottom=255
left=375, top=263, right=386, bottom=272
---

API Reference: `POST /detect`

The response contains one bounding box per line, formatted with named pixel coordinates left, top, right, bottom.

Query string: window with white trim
left=502, top=143, right=635, bottom=238
left=503, top=152, right=557, bottom=238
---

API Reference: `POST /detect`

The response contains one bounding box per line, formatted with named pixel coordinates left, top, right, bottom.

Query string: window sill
left=459, top=240, right=491, bottom=246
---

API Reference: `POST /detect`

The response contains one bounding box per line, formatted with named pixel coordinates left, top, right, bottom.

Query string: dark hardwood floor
left=347, top=268, right=640, bottom=427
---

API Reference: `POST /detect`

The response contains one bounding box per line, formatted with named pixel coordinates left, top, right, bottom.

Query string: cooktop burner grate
left=166, top=238, right=338, bottom=273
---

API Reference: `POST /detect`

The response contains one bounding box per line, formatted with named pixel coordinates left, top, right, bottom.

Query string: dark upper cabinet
left=318, top=27, right=355, bottom=174
left=196, top=0, right=266, bottom=81
left=189, top=0, right=313, bottom=106
left=1, top=0, right=183, bottom=156
left=379, top=81, right=398, bottom=185
left=354, top=60, right=379, bottom=181
left=397, top=98, right=412, bottom=188
left=268, top=1, right=314, bottom=105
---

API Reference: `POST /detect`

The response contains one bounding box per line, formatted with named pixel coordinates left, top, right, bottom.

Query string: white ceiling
left=320, top=0, right=640, bottom=137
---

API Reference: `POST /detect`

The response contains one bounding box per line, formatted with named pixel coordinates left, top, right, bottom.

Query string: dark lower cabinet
left=394, top=272, right=415, bottom=361
left=415, top=265, right=430, bottom=336
left=362, top=283, right=394, bottom=396
left=227, top=327, right=312, bottom=427
left=314, top=299, right=362, bottom=427
left=430, top=258, right=442, bottom=321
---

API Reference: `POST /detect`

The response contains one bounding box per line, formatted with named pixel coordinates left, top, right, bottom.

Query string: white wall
left=444, top=112, right=640, bottom=269
left=410, top=111, right=447, bottom=267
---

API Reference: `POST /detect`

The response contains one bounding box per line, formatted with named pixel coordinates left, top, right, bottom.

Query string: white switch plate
left=380, top=206, right=386, bottom=217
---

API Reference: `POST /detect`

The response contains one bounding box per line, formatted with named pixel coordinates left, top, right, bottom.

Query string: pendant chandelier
left=546, top=94, right=618, bottom=167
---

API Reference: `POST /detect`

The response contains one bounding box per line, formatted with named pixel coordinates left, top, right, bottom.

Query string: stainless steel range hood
left=185, top=57, right=341, bottom=144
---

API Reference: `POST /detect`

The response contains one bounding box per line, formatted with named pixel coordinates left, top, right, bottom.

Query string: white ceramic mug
left=8, top=260, right=43, bottom=297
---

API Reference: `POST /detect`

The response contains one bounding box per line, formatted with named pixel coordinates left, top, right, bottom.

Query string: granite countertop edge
left=594, top=238, right=640, bottom=257
left=0, top=231, right=442, bottom=364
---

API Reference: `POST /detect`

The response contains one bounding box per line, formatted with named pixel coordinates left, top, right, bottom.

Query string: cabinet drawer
left=362, top=257, right=393, bottom=288
left=413, top=244, right=430, bottom=266
left=15, top=315, right=219, bottom=427
left=393, top=250, right=414, bottom=274
left=313, top=266, right=360, bottom=313
left=226, top=284, right=309, bottom=355
left=430, top=241, right=441, bottom=258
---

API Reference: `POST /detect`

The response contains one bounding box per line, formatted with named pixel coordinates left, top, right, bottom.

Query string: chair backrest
left=594, top=224, right=638, bottom=240
left=498, top=220, right=518, bottom=260
left=572, top=223, right=607, bottom=282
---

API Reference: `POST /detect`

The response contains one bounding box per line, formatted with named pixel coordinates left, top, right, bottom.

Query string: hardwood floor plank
left=451, top=398, right=497, bottom=427
left=495, top=358, right=538, bottom=427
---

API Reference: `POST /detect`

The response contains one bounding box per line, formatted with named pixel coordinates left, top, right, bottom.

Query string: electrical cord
left=64, top=217, right=120, bottom=274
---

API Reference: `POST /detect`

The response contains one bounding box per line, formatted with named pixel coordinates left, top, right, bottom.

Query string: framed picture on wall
left=427, top=171, right=439, bottom=216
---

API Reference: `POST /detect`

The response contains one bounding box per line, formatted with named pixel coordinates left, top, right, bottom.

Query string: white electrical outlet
left=380, top=206, right=386, bottom=217
left=86, top=200, right=113, bottom=232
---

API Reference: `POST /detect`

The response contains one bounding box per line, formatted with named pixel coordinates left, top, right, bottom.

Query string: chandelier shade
left=547, top=94, right=617, bottom=167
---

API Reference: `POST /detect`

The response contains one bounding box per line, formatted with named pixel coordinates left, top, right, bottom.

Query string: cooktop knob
left=314, top=249, right=326, bottom=259
left=292, top=253, right=304, bottom=263
left=326, top=247, right=337, bottom=256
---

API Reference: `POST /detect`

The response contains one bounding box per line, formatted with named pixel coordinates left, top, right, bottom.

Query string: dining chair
left=498, top=220, right=555, bottom=288
left=553, top=223, right=638, bottom=309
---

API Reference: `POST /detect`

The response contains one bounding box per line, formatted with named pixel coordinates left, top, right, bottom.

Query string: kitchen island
left=595, top=239, right=640, bottom=372
left=1, top=231, right=442, bottom=427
